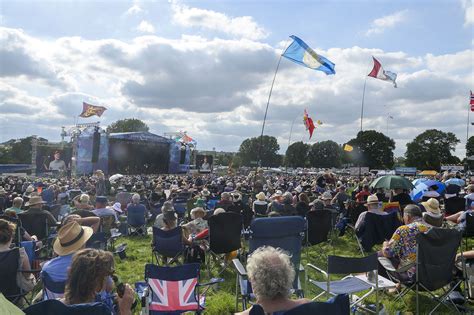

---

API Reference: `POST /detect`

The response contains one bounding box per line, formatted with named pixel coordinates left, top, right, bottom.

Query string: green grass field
left=114, top=230, right=472, bottom=314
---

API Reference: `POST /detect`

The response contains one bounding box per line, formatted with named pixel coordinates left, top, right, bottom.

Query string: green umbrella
left=370, top=175, right=414, bottom=190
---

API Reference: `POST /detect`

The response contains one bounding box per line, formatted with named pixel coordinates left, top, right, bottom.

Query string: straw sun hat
left=53, top=221, right=93, bottom=256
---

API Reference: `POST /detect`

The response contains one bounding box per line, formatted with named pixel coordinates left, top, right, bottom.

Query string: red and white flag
left=470, top=90, right=474, bottom=112
left=368, top=57, right=397, bottom=88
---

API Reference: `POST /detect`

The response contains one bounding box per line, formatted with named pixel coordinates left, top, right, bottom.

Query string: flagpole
left=359, top=63, right=371, bottom=179
left=258, top=53, right=283, bottom=167
left=467, top=101, right=470, bottom=144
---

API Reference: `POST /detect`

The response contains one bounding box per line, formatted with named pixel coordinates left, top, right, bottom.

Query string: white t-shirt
left=49, top=159, right=66, bottom=171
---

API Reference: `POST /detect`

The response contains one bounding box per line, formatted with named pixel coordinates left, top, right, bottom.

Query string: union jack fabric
left=148, top=277, right=198, bottom=312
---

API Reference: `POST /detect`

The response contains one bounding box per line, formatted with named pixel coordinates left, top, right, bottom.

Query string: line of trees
left=0, top=117, right=467, bottom=171
left=238, top=129, right=465, bottom=170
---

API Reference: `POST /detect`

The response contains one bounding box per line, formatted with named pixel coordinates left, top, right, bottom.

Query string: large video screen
left=36, top=146, right=72, bottom=173
left=196, top=154, right=213, bottom=173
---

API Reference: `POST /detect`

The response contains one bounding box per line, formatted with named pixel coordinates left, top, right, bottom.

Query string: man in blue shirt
left=41, top=221, right=93, bottom=299
left=93, top=196, right=118, bottom=221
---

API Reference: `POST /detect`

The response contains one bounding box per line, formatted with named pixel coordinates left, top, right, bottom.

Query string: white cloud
left=366, top=10, right=408, bottom=36
left=171, top=3, right=268, bottom=40
left=136, top=20, right=155, bottom=33
left=461, top=0, right=473, bottom=26
left=0, top=26, right=471, bottom=158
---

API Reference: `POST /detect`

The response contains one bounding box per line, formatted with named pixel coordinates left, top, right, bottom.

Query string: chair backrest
left=306, top=210, right=332, bottom=245
left=208, top=212, right=242, bottom=254
left=0, top=248, right=21, bottom=300
left=86, top=232, right=107, bottom=250
left=347, top=202, right=365, bottom=224
left=327, top=253, right=378, bottom=274
left=41, top=270, right=66, bottom=300
left=249, top=216, right=305, bottom=288
left=356, top=212, right=401, bottom=252
left=152, top=226, right=184, bottom=258
left=249, top=294, right=350, bottom=315
left=49, top=204, right=62, bottom=220
left=464, top=212, right=474, bottom=237
left=20, top=241, right=35, bottom=266
left=18, top=212, right=49, bottom=240
left=23, top=299, right=110, bottom=315
left=416, top=227, right=462, bottom=291
left=100, top=215, right=117, bottom=234
left=145, top=263, right=200, bottom=313
left=127, top=206, right=146, bottom=226
left=254, top=203, right=268, bottom=216
left=444, top=197, right=466, bottom=215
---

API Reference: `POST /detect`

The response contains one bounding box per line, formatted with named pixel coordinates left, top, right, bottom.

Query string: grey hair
left=221, top=192, right=231, bottom=201
left=246, top=246, right=295, bottom=301
left=132, top=193, right=140, bottom=203
left=282, top=192, right=293, bottom=204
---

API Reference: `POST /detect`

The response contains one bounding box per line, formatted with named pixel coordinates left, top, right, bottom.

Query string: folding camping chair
left=248, top=294, right=350, bottom=315
left=445, top=196, right=466, bottom=216
left=253, top=203, right=268, bottom=217
left=127, top=207, right=147, bottom=236
left=172, top=197, right=188, bottom=219
left=99, top=214, right=121, bottom=250
left=151, top=226, right=185, bottom=265
left=355, top=211, right=401, bottom=255
left=24, top=299, right=109, bottom=315
left=306, top=253, right=381, bottom=314
left=206, top=212, right=242, bottom=275
left=233, top=216, right=306, bottom=311
left=41, top=269, right=66, bottom=300
left=463, top=212, right=474, bottom=250
left=138, top=263, right=222, bottom=314
left=379, top=227, right=464, bottom=315
left=305, top=210, right=333, bottom=259
left=0, top=247, right=39, bottom=306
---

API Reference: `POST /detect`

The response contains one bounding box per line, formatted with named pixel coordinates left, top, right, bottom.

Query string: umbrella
left=410, top=180, right=445, bottom=202
left=445, top=178, right=465, bottom=187
left=109, top=174, right=124, bottom=183
left=370, top=175, right=414, bottom=190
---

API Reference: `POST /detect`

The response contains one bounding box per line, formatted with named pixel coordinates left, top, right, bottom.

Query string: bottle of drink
left=112, top=275, right=140, bottom=311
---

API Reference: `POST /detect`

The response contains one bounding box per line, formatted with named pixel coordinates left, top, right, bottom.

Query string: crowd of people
left=0, top=168, right=473, bottom=314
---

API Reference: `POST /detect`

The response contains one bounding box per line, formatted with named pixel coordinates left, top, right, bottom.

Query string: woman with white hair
left=236, top=246, right=309, bottom=314
left=126, top=193, right=147, bottom=218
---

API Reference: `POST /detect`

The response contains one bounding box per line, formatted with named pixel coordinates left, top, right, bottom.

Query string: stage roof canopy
left=108, top=132, right=173, bottom=144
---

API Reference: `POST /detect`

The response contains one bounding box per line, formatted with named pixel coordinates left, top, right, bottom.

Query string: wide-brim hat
left=53, top=221, right=93, bottom=256
left=320, top=192, right=332, bottom=200
left=112, top=202, right=123, bottom=213
left=191, top=207, right=206, bottom=219
left=421, top=198, right=441, bottom=214
left=364, top=194, right=380, bottom=207
left=25, top=195, right=46, bottom=207
left=25, top=186, right=35, bottom=193
left=201, top=189, right=210, bottom=197
left=256, top=192, right=266, bottom=201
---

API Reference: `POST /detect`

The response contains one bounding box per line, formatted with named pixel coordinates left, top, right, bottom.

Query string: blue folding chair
left=151, top=226, right=185, bottom=265
left=248, top=294, right=350, bottom=315
left=206, top=198, right=219, bottom=211
left=41, top=270, right=66, bottom=300
left=127, top=207, right=147, bottom=236
left=23, top=299, right=109, bottom=315
left=233, top=216, right=306, bottom=310
left=172, top=197, right=188, bottom=219
left=139, top=263, right=222, bottom=314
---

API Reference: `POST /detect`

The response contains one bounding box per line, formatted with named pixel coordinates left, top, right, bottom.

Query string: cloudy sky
left=0, top=0, right=472, bottom=158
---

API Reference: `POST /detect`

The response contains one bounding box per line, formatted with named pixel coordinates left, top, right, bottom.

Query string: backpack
left=184, top=244, right=205, bottom=263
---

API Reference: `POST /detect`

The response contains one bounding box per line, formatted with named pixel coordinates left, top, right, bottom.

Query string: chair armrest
left=198, top=277, right=225, bottom=287
left=299, top=264, right=305, bottom=273
left=378, top=257, right=415, bottom=273
left=395, top=262, right=415, bottom=273
left=18, top=268, right=42, bottom=273
left=306, top=263, right=328, bottom=278
left=232, top=258, right=247, bottom=276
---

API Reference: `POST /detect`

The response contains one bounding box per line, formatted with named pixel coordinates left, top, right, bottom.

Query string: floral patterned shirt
left=383, top=219, right=429, bottom=278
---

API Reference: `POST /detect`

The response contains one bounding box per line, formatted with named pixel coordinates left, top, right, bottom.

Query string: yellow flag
left=343, top=144, right=353, bottom=152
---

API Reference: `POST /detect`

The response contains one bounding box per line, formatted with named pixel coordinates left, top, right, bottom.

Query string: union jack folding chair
left=139, top=263, right=222, bottom=314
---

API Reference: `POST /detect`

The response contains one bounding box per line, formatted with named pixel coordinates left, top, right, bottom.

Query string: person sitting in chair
left=236, top=246, right=309, bottom=315
left=379, top=205, right=429, bottom=283
left=445, top=200, right=474, bottom=231
left=62, top=248, right=134, bottom=315
left=0, top=219, right=36, bottom=304
left=420, top=198, right=443, bottom=227
left=354, top=194, right=388, bottom=231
